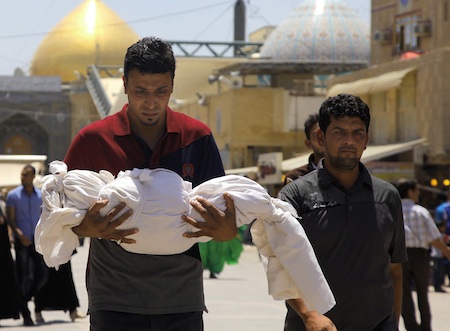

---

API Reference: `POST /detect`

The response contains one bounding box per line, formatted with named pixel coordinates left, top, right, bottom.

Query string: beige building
left=328, top=0, right=450, bottom=189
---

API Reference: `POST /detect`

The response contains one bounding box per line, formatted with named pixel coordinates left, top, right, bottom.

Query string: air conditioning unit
left=210, top=75, right=243, bottom=88
left=231, top=76, right=243, bottom=88
left=374, top=28, right=392, bottom=44
left=414, top=20, right=431, bottom=37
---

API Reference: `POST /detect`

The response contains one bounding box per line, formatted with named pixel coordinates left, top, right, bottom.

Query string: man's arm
left=6, top=205, right=31, bottom=247
left=389, top=263, right=403, bottom=324
left=431, top=237, right=450, bottom=259
left=286, top=298, right=336, bottom=331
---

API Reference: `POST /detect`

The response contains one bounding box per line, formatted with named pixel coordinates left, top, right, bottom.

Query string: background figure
left=434, top=191, right=450, bottom=229
left=430, top=219, right=448, bottom=293
left=435, top=191, right=450, bottom=286
left=396, top=178, right=450, bottom=331
left=34, top=259, right=85, bottom=323
left=6, top=165, right=48, bottom=326
left=279, top=93, right=406, bottom=330
left=0, top=206, right=20, bottom=325
left=283, top=113, right=324, bottom=185
left=200, top=225, right=245, bottom=279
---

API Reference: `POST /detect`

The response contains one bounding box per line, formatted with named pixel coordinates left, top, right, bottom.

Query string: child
left=35, top=161, right=336, bottom=313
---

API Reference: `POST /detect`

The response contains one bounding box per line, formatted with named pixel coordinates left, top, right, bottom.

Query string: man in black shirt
left=279, top=94, right=406, bottom=331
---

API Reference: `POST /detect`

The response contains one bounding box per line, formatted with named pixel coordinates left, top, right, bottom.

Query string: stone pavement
left=1, top=240, right=450, bottom=330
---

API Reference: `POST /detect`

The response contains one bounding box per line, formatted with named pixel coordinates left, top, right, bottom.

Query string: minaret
left=234, top=0, right=246, bottom=55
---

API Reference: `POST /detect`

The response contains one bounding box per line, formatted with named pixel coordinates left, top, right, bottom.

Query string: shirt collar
left=112, top=104, right=178, bottom=136
left=308, top=154, right=319, bottom=170
left=21, top=185, right=38, bottom=194
left=317, top=159, right=373, bottom=191
left=165, top=107, right=180, bottom=133
left=401, top=199, right=415, bottom=208
left=112, top=104, right=131, bottom=136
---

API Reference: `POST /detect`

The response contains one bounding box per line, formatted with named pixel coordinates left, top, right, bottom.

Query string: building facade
left=328, top=0, right=450, bottom=189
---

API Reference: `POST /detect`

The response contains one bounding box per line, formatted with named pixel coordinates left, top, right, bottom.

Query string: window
left=395, top=14, right=420, bottom=52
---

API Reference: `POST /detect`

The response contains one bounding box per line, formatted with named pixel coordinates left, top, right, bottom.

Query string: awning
left=225, top=138, right=427, bottom=175
left=0, top=155, right=47, bottom=188
left=327, top=67, right=416, bottom=97
left=359, top=138, right=426, bottom=163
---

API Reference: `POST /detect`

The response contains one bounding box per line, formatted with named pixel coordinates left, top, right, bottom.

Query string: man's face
left=409, top=186, right=420, bottom=203
left=317, top=116, right=369, bottom=172
left=123, top=69, right=173, bottom=129
left=21, top=168, right=35, bottom=186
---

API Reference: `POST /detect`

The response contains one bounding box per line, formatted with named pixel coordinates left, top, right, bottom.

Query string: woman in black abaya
left=0, top=209, right=20, bottom=324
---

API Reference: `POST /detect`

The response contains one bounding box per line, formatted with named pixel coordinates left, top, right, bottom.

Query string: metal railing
left=86, top=65, right=111, bottom=119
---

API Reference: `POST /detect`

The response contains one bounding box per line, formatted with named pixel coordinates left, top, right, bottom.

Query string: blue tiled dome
left=260, top=0, right=370, bottom=62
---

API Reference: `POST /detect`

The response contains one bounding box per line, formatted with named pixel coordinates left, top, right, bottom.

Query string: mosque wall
left=67, top=89, right=100, bottom=140
left=178, top=87, right=309, bottom=169
left=0, top=90, right=71, bottom=168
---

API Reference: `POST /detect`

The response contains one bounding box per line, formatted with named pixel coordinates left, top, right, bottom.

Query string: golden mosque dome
left=30, top=0, right=140, bottom=82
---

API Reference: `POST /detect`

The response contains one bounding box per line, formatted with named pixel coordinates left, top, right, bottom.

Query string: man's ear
left=316, top=129, right=325, bottom=147
left=122, top=75, right=128, bottom=94
left=364, top=132, right=369, bottom=150
left=304, top=139, right=312, bottom=150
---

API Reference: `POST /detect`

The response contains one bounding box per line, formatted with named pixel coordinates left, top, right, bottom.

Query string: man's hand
left=303, top=311, right=337, bottom=331
left=182, top=192, right=237, bottom=241
left=72, top=199, right=138, bottom=244
left=19, top=234, right=32, bottom=247
left=287, top=299, right=337, bottom=331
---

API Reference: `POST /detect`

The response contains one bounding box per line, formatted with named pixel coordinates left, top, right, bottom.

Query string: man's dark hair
left=395, top=178, right=417, bottom=199
left=23, top=164, right=36, bottom=175
left=123, top=36, right=176, bottom=82
left=304, top=113, right=320, bottom=140
left=437, top=191, right=448, bottom=203
left=319, top=93, right=370, bottom=134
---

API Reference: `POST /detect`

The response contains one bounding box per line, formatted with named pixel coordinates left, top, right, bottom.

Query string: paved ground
left=1, top=240, right=450, bottom=330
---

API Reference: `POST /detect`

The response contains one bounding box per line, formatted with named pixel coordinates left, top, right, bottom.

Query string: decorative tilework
left=260, top=0, right=370, bottom=62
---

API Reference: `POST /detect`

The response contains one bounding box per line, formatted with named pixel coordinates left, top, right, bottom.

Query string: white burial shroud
left=35, top=161, right=335, bottom=313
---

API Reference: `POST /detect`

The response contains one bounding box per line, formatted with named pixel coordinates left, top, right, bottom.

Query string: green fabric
left=199, top=225, right=245, bottom=274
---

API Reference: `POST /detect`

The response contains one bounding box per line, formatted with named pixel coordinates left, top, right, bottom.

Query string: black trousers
left=14, top=240, right=49, bottom=318
left=401, top=247, right=432, bottom=331
left=90, top=310, right=203, bottom=331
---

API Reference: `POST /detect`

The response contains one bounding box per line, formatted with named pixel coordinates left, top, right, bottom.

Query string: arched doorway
left=0, top=114, right=48, bottom=155
left=3, top=134, right=32, bottom=154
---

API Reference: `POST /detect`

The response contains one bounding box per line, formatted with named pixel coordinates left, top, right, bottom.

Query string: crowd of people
left=1, top=35, right=449, bottom=331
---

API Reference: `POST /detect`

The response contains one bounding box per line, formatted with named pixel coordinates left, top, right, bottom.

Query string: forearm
left=7, top=216, right=30, bottom=246
left=6, top=207, right=20, bottom=237
left=389, top=263, right=403, bottom=324
left=7, top=218, right=23, bottom=238
left=431, top=238, right=450, bottom=259
left=287, top=298, right=311, bottom=321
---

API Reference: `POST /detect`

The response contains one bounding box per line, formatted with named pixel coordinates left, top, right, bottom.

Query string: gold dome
left=30, top=0, right=140, bottom=82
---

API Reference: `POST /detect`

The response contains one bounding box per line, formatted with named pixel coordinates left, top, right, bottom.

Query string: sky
left=0, top=0, right=371, bottom=76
